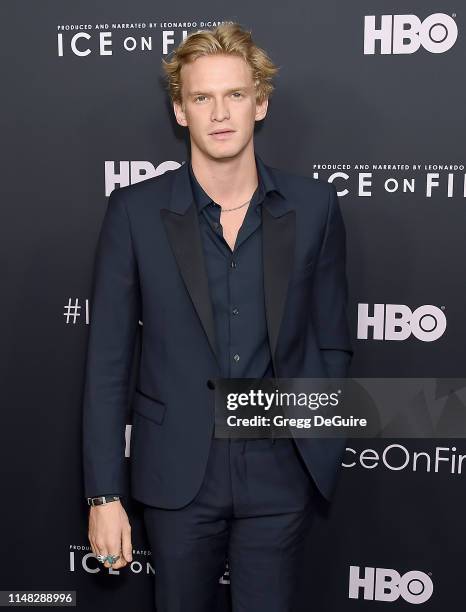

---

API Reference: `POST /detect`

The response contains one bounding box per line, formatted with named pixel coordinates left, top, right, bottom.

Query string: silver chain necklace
left=220, top=198, right=251, bottom=212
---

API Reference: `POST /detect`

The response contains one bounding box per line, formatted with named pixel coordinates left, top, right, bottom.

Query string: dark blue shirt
left=188, top=158, right=275, bottom=379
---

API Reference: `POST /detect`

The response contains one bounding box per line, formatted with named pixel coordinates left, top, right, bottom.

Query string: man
left=83, top=22, right=353, bottom=611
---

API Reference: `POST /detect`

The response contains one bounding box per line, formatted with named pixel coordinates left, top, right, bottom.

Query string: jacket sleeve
left=82, top=188, right=141, bottom=499
left=310, top=183, right=353, bottom=378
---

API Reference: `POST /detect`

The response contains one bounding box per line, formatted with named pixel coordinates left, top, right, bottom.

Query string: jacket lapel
left=160, top=204, right=220, bottom=365
left=262, top=198, right=296, bottom=375
left=160, top=157, right=296, bottom=374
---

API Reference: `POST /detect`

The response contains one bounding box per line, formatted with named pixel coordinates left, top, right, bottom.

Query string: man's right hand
left=88, top=500, right=133, bottom=570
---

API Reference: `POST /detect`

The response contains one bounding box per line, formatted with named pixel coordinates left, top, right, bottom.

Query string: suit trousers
left=142, top=435, right=319, bottom=612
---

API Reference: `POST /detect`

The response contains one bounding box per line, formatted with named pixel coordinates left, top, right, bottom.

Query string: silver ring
left=96, top=553, right=120, bottom=564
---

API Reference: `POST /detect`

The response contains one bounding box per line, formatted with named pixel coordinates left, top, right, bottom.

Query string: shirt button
left=232, top=308, right=239, bottom=315
left=230, top=260, right=237, bottom=268
left=233, top=354, right=240, bottom=362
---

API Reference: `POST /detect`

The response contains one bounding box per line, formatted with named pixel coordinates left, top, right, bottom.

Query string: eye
left=194, top=95, right=207, bottom=103
left=232, top=92, right=242, bottom=98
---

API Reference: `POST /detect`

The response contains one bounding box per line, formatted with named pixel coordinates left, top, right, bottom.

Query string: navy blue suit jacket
left=82, top=153, right=353, bottom=507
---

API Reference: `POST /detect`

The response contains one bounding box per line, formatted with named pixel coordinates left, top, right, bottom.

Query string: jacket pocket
left=132, top=388, right=166, bottom=425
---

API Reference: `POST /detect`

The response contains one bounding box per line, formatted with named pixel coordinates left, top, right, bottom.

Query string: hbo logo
left=364, top=14, right=458, bottom=54
left=349, top=566, right=433, bottom=604
left=357, top=304, right=447, bottom=342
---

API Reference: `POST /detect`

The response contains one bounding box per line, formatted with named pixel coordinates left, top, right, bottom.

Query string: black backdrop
left=2, top=1, right=465, bottom=609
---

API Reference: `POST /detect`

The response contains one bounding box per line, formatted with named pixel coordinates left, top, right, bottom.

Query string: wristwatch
left=87, top=495, right=121, bottom=507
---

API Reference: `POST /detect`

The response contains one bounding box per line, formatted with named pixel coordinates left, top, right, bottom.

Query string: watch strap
left=87, top=495, right=121, bottom=507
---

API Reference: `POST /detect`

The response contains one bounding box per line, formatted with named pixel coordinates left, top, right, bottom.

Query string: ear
left=255, top=96, right=269, bottom=122
left=173, top=100, right=188, bottom=127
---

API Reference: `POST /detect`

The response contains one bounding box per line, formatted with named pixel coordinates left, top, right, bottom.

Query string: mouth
left=210, top=129, right=234, bottom=133
left=209, top=129, right=235, bottom=140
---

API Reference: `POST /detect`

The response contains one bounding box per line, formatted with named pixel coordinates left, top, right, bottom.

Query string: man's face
left=173, top=54, right=268, bottom=160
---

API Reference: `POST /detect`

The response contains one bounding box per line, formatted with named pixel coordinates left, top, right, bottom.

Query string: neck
left=190, top=145, right=259, bottom=207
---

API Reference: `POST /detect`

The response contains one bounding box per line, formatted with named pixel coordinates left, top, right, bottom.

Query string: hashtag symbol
left=64, top=298, right=81, bottom=324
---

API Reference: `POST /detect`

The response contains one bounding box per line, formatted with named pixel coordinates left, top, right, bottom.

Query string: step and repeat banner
left=2, top=1, right=465, bottom=610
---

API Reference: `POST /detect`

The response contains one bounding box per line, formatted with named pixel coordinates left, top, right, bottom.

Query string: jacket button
left=207, top=379, right=215, bottom=390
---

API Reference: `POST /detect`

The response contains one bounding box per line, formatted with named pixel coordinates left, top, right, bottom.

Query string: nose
left=211, top=98, right=230, bottom=122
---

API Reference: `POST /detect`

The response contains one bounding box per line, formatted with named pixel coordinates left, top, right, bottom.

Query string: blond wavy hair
left=161, top=22, right=279, bottom=107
